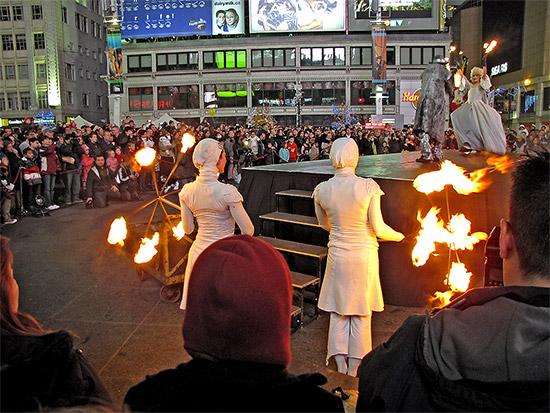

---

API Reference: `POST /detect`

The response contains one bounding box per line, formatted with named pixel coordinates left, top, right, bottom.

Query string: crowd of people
left=1, top=115, right=548, bottom=226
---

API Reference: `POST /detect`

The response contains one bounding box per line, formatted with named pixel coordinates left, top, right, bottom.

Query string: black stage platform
left=240, top=151, right=516, bottom=307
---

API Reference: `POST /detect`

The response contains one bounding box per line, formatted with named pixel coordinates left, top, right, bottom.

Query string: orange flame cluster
left=412, top=207, right=488, bottom=267
left=413, top=161, right=489, bottom=195
left=432, top=263, right=473, bottom=307
left=135, top=147, right=157, bottom=166
left=134, top=232, right=160, bottom=264
left=484, top=40, right=497, bottom=54
left=172, top=221, right=185, bottom=240
left=107, top=217, right=127, bottom=246
left=180, top=133, right=196, bottom=153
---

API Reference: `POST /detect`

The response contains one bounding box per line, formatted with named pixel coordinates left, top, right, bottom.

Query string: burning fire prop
left=107, top=126, right=197, bottom=264
left=412, top=156, right=513, bottom=307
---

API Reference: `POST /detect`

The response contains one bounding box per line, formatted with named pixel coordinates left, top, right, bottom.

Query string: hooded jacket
left=357, top=286, right=549, bottom=412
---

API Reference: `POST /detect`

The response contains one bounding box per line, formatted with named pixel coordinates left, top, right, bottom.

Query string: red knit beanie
left=182, top=235, right=292, bottom=367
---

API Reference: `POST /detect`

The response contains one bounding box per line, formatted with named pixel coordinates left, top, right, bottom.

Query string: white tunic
left=179, top=174, right=242, bottom=309
left=314, top=173, right=385, bottom=316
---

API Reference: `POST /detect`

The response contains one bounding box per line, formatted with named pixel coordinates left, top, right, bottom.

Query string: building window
left=36, top=63, right=46, bottom=78
left=82, top=92, right=89, bottom=106
left=2, top=34, right=14, bottom=51
left=127, top=55, right=152, bottom=73
left=300, top=47, right=345, bottom=66
left=79, top=68, right=83, bottom=78
left=156, top=52, right=199, bottom=71
left=351, top=47, right=372, bottom=66
left=65, top=63, right=75, bottom=80
left=96, top=95, right=103, bottom=108
left=0, top=5, right=10, bottom=21
left=400, top=46, right=445, bottom=65
left=12, top=5, right=23, bottom=20
left=251, top=49, right=296, bottom=68
left=18, top=64, right=28, bottom=79
left=92, top=50, right=97, bottom=60
left=15, top=34, right=26, bottom=50
left=7, top=93, right=18, bottom=110
left=93, top=71, right=97, bottom=81
left=128, top=87, right=154, bottom=111
left=300, top=81, right=346, bottom=106
left=157, top=85, right=199, bottom=110
left=31, top=4, right=43, bottom=20
left=203, top=50, right=246, bottom=69
left=0, top=94, right=5, bottom=111
left=38, top=91, right=48, bottom=109
left=67, top=90, right=73, bottom=104
left=86, top=70, right=90, bottom=79
left=252, top=82, right=297, bottom=106
left=20, top=92, right=31, bottom=110
left=99, top=48, right=104, bottom=63
left=75, top=13, right=88, bottom=32
left=351, top=80, right=396, bottom=105
left=5, top=65, right=16, bottom=80
left=204, top=83, right=247, bottom=108
left=79, top=45, right=83, bottom=55
left=34, top=33, right=45, bottom=49
left=62, top=7, right=67, bottom=23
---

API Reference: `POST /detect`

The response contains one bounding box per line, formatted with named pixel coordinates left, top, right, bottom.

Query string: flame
left=485, top=40, right=497, bottom=54
left=413, top=160, right=489, bottom=195
left=412, top=207, right=487, bottom=267
left=172, top=221, right=185, bottom=240
left=107, top=217, right=127, bottom=246
left=431, top=262, right=473, bottom=307
left=431, top=290, right=454, bottom=307
left=134, top=232, right=160, bottom=264
left=180, top=133, right=196, bottom=153
left=135, top=147, right=157, bottom=166
left=486, top=154, right=514, bottom=174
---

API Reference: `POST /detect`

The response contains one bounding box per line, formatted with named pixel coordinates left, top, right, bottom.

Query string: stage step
left=257, top=236, right=327, bottom=259
left=291, top=271, right=320, bottom=290
left=275, top=189, right=313, bottom=199
left=291, top=305, right=302, bottom=328
left=259, top=211, right=321, bottom=228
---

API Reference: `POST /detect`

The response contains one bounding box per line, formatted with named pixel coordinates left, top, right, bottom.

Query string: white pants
left=327, top=312, right=372, bottom=363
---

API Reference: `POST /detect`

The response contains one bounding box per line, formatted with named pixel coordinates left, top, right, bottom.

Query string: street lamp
left=292, top=82, right=303, bottom=127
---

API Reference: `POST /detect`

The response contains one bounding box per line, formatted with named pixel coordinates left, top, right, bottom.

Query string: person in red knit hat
left=124, top=235, right=344, bottom=412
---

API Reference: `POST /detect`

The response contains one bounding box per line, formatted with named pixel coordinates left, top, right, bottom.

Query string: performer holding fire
left=451, top=64, right=506, bottom=155
left=178, top=138, right=254, bottom=310
left=313, top=138, right=404, bottom=377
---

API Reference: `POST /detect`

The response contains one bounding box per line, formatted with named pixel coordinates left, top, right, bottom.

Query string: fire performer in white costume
left=179, top=138, right=254, bottom=310
left=313, top=138, right=404, bottom=376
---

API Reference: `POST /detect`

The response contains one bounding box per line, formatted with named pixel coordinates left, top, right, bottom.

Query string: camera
left=484, top=226, right=503, bottom=287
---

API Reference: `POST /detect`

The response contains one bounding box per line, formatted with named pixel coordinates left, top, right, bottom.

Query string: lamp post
left=293, top=82, right=303, bottom=127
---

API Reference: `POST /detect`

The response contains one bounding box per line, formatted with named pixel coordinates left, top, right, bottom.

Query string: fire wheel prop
left=108, top=126, right=197, bottom=303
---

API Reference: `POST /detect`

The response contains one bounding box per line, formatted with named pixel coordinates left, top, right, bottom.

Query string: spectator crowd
left=1, top=115, right=549, bottom=226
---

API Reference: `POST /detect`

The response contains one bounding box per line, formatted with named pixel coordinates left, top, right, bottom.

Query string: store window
left=300, top=47, right=345, bottom=66
left=156, top=52, right=199, bottom=71
left=129, top=87, right=154, bottom=111
left=127, top=55, right=152, bottom=73
left=351, top=80, right=396, bottom=105
left=157, top=85, right=199, bottom=110
left=301, top=81, right=346, bottom=106
left=400, top=46, right=445, bottom=65
left=251, top=48, right=295, bottom=68
left=252, top=82, right=296, bottom=106
left=204, top=83, right=247, bottom=108
left=203, top=50, right=246, bottom=69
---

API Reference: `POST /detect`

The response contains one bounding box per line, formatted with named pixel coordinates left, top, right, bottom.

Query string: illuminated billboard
left=249, top=0, right=345, bottom=33
left=349, top=0, right=441, bottom=31
left=120, top=0, right=244, bottom=38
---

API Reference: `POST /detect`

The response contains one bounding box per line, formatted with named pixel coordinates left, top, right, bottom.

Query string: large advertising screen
left=120, top=0, right=245, bottom=39
left=249, top=0, right=345, bottom=33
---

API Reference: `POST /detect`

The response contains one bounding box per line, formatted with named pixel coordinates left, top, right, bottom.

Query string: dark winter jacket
left=87, top=165, right=117, bottom=198
left=357, top=286, right=550, bottom=412
left=59, top=138, right=85, bottom=171
left=124, top=358, right=345, bottom=412
left=0, top=330, right=112, bottom=411
left=86, top=140, right=103, bottom=158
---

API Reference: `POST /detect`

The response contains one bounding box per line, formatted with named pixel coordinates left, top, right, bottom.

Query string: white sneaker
left=3, top=218, right=17, bottom=225
left=47, top=204, right=60, bottom=210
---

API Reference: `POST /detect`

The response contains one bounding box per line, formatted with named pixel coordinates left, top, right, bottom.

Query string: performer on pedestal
left=313, top=138, right=404, bottom=377
left=178, top=138, right=254, bottom=310
left=413, top=56, right=454, bottom=163
left=451, top=65, right=507, bottom=155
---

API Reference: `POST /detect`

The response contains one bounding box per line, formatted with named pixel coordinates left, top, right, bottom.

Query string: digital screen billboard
left=249, top=0, right=345, bottom=33
left=349, top=0, right=440, bottom=31
left=120, top=0, right=244, bottom=38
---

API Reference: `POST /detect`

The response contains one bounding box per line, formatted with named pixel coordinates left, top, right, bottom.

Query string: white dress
left=314, top=172, right=385, bottom=316
left=451, top=77, right=506, bottom=155
left=179, top=173, right=242, bottom=309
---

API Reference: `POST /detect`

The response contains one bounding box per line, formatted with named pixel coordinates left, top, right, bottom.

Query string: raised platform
left=240, top=151, right=516, bottom=307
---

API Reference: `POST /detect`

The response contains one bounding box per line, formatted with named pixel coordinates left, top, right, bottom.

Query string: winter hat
left=81, top=144, right=89, bottom=151
left=330, top=137, right=359, bottom=169
left=182, top=235, right=292, bottom=367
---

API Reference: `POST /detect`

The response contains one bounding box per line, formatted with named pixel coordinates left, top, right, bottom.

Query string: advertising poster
left=355, top=0, right=432, bottom=19
left=107, top=27, right=124, bottom=93
left=249, top=0, right=345, bottom=33
left=371, top=23, right=387, bottom=81
left=120, top=0, right=245, bottom=38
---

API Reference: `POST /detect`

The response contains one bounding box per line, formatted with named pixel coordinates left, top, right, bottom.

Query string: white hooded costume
left=313, top=138, right=403, bottom=375
left=179, top=138, right=254, bottom=310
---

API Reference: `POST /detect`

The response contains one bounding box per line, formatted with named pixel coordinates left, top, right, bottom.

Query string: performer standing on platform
left=313, top=138, right=404, bottom=377
left=413, top=56, right=454, bottom=163
left=451, top=66, right=507, bottom=155
left=178, top=138, right=254, bottom=310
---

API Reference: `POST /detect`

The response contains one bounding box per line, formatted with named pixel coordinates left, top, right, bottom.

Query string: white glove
left=7, top=183, right=14, bottom=191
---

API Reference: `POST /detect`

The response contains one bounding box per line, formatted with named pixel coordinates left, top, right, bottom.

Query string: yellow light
left=180, top=133, right=196, bottom=153
left=450, top=45, right=456, bottom=52
left=459, top=51, right=463, bottom=55
left=524, top=79, right=531, bottom=86
left=483, top=42, right=489, bottom=49
left=135, top=147, right=156, bottom=166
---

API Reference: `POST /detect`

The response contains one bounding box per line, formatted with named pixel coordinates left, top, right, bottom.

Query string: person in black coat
left=124, top=235, right=345, bottom=412
left=86, top=154, right=121, bottom=208
left=0, top=236, right=112, bottom=411
left=59, top=133, right=85, bottom=204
